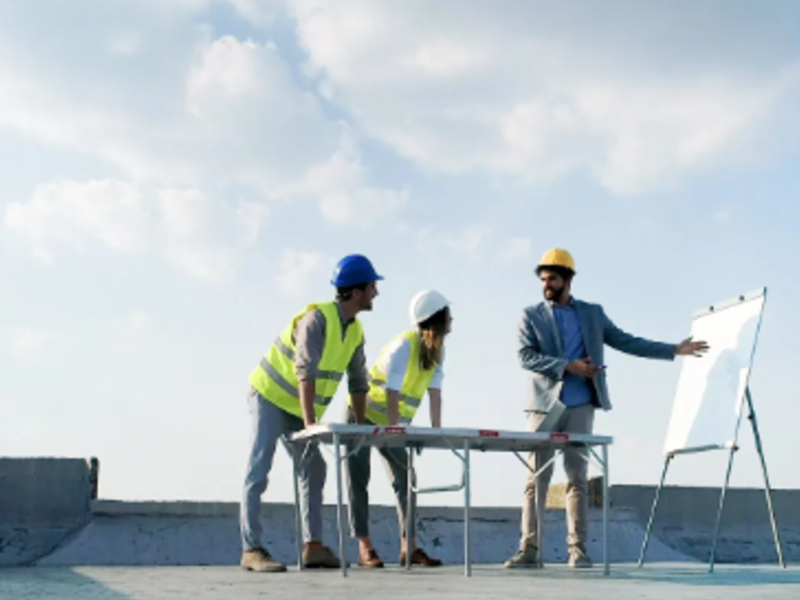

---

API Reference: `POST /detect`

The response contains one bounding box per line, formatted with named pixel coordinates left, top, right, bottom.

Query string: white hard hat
left=409, top=290, right=450, bottom=326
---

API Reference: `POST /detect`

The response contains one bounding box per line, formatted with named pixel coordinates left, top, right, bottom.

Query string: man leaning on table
left=239, top=254, right=383, bottom=573
left=504, top=248, right=709, bottom=570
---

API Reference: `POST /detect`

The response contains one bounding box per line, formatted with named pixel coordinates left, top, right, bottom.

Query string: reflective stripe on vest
left=249, top=301, right=363, bottom=420
left=355, top=330, right=437, bottom=426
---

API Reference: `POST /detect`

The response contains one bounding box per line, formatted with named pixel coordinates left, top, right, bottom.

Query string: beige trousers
left=520, top=403, right=595, bottom=551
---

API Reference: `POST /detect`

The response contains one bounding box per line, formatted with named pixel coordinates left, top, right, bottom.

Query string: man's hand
left=387, top=390, right=401, bottom=426
left=565, top=357, right=603, bottom=379
left=674, top=336, right=709, bottom=357
left=299, top=379, right=317, bottom=428
left=350, top=392, right=368, bottom=424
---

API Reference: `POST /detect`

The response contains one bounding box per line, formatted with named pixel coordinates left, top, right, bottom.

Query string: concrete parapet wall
left=1, top=456, right=798, bottom=567
left=40, top=502, right=690, bottom=567
left=0, top=458, right=93, bottom=566
left=611, top=485, right=798, bottom=564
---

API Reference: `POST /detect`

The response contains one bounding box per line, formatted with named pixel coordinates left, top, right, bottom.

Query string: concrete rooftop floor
left=2, top=564, right=799, bottom=600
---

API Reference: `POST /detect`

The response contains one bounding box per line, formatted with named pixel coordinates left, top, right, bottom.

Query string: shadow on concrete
left=619, top=565, right=800, bottom=587
left=0, top=567, right=135, bottom=600
left=498, top=563, right=800, bottom=588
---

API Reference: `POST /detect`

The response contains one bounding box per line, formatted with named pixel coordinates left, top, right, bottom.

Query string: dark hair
left=536, top=265, right=574, bottom=282
left=418, top=307, right=449, bottom=371
left=336, top=283, right=368, bottom=302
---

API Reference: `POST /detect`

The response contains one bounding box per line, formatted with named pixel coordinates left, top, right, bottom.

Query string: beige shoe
left=302, top=543, right=342, bottom=569
left=503, top=545, right=541, bottom=569
left=240, top=547, right=287, bottom=573
left=568, top=546, right=593, bottom=568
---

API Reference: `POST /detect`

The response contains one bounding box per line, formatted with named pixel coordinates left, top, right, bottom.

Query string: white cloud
left=7, top=328, right=53, bottom=358
left=416, top=228, right=536, bottom=265
left=281, top=0, right=800, bottom=194
left=301, top=133, right=408, bottom=226
left=3, top=179, right=268, bottom=282
left=446, top=226, right=492, bottom=256
left=4, top=180, right=153, bottom=264
left=275, top=249, right=329, bottom=298
left=224, top=0, right=281, bottom=27
left=157, top=187, right=269, bottom=282
left=115, top=311, right=155, bottom=335
left=108, top=32, right=143, bottom=56
left=416, top=224, right=492, bottom=261
left=497, top=237, right=532, bottom=263
left=0, top=4, right=405, bottom=228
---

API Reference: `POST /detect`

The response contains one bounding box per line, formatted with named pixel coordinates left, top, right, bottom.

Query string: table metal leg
left=405, top=447, right=415, bottom=570
left=292, top=448, right=304, bottom=571
left=602, top=443, right=609, bottom=576
left=464, top=440, right=472, bottom=577
left=535, top=452, right=543, bottom=569
left=333, top=432, right=347, bottom=577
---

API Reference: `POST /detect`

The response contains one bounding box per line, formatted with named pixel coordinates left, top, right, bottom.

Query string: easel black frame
left=637, top=288, right=785, bottom=573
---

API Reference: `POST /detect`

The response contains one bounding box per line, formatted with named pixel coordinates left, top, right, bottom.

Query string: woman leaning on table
left=344, top=289, right=453, bottom=569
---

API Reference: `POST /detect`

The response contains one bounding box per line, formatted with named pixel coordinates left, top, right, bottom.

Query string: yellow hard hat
left=536, top=248, right=576, bottom=274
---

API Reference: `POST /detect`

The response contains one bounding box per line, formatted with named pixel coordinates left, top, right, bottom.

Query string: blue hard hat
left=331, top=254, right=384, bottom=287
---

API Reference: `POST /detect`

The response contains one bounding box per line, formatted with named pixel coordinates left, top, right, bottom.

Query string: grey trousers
left=240, top=388, right=326, bottom=551
left=520, top=403, right=595, bottom=551
left=344, top=408, right=414, bottom=540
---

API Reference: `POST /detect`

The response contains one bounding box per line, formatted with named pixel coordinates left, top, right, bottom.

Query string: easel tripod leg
left=638, top=454, right=672, bottom=567
left=746, top=388, right=786, bottom=568
left=709, top=446, right=737, bottom=573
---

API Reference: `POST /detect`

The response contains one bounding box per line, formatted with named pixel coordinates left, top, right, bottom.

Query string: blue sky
left=1, top=0, right=799, bottom=508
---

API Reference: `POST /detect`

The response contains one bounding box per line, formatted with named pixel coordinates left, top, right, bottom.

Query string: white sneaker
left=568, top=546, right=592, bottom=568
left=503, top=546, right=541, bottom=569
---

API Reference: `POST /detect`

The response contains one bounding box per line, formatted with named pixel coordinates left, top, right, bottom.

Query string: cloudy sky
left=2, top=0, right=799, bottom=508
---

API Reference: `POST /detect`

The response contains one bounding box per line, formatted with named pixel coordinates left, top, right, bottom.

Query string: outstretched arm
left=601, top=310, right=677, bottom=360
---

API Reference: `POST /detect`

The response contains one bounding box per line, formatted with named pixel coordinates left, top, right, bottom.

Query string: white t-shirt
left=381, top=334, right=445, bottom=392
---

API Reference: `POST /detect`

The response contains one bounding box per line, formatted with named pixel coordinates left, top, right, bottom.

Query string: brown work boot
left=302, top=542, right=342, bottom=569
left=240, top=547, right=287, bottom=573
left=357, top=548, right=384, bottom=568
left=399, top=547, right=443, bottom=567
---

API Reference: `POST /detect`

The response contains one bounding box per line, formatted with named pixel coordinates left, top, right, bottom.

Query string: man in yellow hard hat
left=504, top=248, right=708, bottom=570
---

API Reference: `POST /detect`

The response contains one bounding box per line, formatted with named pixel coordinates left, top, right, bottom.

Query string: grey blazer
left=518, top=299, right=676, bottom=412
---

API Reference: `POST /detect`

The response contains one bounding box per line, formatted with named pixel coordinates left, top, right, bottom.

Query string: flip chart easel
left=637, top=287, right=785, bottom=572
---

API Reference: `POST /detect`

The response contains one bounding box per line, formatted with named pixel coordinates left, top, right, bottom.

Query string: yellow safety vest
left=249, top=302, right=364, bottom=420
left=357, top=330, right=438, bottom=425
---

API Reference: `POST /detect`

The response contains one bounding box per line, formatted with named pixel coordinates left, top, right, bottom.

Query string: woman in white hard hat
left=344, top=290, right=452, bottom=568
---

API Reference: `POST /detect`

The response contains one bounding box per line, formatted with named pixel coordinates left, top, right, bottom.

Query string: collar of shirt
left=547, top=296, right=576, bottom=309
left=334, top=301, right=356, bottom=326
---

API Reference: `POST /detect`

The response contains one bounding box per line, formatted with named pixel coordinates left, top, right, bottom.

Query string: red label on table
left=479, top=430, right=499, bottom=437
left=550, top=433, right=570, bottom=441
left=384, top=426, right=406, bottom=435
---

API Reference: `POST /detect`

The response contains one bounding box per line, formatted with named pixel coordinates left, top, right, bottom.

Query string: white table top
left=289, top=423, right=613, bottom=452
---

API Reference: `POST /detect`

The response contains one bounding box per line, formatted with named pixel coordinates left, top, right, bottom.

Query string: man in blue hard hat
left=240, top=254, right=383, bottom=573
